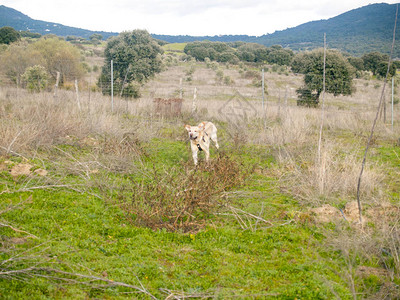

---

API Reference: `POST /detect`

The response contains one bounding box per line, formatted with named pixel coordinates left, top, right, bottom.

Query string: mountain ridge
left=1, top=3, right=399, bottom=57
left=0, top=5, right=117, bottom=40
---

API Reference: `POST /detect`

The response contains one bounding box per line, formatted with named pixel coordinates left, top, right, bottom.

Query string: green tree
left=217, top=51, right=239, bottom=64
left=376, top=60, right=396, bottom=78
left=267, top=48, right=293, bottom=66
left=89, top=33, right=103, bottom=44
left=184, top=41, right=231, bottom=61
left=361, top=52, right=388, bottom=75
left=347, top=57, right=364, bottom=71
left=0, top=27, right=21, bottom=44
left=361, top=51, right=397, bottom=78
left=237, top=43, right=265, bottom=62
left=292, top=49, right=355, bottom=106
left=98, top=30, right=163, bottom=98
left=22, top=65, right=49, bottom=92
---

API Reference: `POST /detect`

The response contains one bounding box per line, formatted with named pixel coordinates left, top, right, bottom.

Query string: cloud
left=2, top=0, right=400, bottom=36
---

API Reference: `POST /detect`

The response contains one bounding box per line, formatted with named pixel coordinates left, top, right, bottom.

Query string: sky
left=1, top=0, right=399, bottom=36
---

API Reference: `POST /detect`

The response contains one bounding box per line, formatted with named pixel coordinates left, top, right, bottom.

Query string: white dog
left=184, top=121, right=219, bottom=165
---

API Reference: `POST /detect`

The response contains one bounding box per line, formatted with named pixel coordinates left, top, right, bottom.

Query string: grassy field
left=1, top=53, right=400, bottom=299
left=162, top=43, right=187, bottom=56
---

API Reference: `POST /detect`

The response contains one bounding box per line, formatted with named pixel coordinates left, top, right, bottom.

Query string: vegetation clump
left=98, top=29, right=164, bottom=98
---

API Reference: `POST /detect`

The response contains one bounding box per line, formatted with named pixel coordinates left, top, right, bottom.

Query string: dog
left=184, top=121, right=219, bottom=165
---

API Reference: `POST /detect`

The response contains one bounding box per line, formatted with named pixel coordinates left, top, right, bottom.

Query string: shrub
left=112, top=153, right=252, bottom=232
left=22, top=65, right=49, bottom=92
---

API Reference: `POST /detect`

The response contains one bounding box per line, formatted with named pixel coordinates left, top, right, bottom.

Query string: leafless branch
left=0, top=222, right=38, bottom=239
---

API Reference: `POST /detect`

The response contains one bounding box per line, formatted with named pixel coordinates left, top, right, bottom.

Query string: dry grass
left=95, top=153, right=252, bottom=232
left=0, top=60, right=398, bottom=210
left=1, top=59, right=400, bottom=298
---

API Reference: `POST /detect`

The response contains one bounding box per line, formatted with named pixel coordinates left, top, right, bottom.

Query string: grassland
left=1, top=50, right=400, bottom=299
left=162, top=43, right=186, bottom=56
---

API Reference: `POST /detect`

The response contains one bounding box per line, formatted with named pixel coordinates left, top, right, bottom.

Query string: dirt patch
left=34, top=169, right=48, bottom=176
left=366, top=202, right=400, bottom=225
left=311, top=201, right=366, bottom=224
left=356, top=266, right=390, bottom=278
left=310, top=205, right=342, bottom=223
left=10, top=163, right=33, bottom=177
left=343, top=201, right=361, bottom=223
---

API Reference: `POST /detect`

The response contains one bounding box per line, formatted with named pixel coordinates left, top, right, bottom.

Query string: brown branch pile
left=117, top=152, right=253, bottom=232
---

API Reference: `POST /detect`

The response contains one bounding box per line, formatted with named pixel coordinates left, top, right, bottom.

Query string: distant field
left=162, top=43, right=187, bottom=55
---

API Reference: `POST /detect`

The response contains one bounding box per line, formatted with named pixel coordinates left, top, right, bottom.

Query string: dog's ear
left=198, top=122, right=206, bottom=130
left=184, top=124, right=191, bottom=131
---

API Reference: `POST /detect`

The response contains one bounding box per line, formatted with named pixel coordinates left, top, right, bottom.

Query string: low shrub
left=114, top=152, right=252, bottom=232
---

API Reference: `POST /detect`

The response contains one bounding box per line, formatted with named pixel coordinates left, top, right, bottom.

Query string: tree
left=347, top=57, right=364, bottom=71
left=237, top=43, right=265, bottom=62
left=89, top=34, right=103, bottom=44
left=0, top=37, right=84, bottom=87
left=292, top=49, right=355, bottom=106
left=361, top=52, right=388, bottom=75
left=98, top=30, right=163, bottom=98
left=0, top=27, right=21, bottom=44
left=217, top=51, right=239, bottom=64
left=267, top=48, right=293, bottom=66
left=31, top=36, right=85, bottom=82
left=0, top=42, right=43, bottom=86
left=22, top=65, right=49, bottom=92
left=361, top=51, right=396, bottom=78
left=184, top=41, right=231, bottom=61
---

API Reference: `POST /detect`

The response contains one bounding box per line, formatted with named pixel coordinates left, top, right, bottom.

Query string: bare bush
left=100, top=153, right=252, bottom=232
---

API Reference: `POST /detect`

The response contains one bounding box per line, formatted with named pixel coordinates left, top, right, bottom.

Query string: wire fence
left=1, top=55, right=398, bottom=125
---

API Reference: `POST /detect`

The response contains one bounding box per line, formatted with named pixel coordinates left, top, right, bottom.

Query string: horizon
left=1, top=1, right=399, bottom=37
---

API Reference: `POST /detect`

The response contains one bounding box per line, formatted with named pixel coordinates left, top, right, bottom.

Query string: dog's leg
left=191, top=143, right=198, bottom=165
left=204, top=147, right=210, bottom=162
left=211, top=132, right=219, bottom=149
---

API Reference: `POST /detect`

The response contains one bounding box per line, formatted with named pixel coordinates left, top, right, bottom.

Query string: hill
left=154, top=3, right=400, bottom=57
left=0, top=5, right=117, bottom=40
left=255, top=3, right=400, bottom=56
left=1, top=3, right=400, bottom=56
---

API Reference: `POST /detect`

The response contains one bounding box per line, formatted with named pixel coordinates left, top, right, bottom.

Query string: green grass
left=0, top=138, right=379, bottom=299
left=162, top=43, right=187, bottom=55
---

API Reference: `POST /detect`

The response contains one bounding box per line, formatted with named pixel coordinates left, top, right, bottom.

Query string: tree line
left=0, top=26, right=397, bottom=106
left=184, top=41, right=294, bottom=65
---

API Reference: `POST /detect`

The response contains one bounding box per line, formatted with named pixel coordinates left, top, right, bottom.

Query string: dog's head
left=184, top=124, right=202, bottom=141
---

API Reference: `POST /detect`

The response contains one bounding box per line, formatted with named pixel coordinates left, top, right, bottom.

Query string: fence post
left=180, top=78, right=183, bottom=99
left=111, top=59, right=114, bottom=113
left=53, top=71, right=60, bottom=100
left=262, top=68, right=265, bottom=112
left=318, top=33, right=327, bottom=165
left=191, top=87, right=197, bottom=115
left=75, top=79, right=81, bottom=111
left=392, top=76, right=395, bottom=130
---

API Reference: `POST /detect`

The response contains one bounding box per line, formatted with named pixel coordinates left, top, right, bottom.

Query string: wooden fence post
left=53, top=71, right=60, bottom=100
left=191, top=87, right=197, bottom=115
left=75, top=79, right=81, bottom=111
